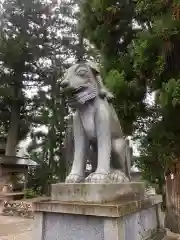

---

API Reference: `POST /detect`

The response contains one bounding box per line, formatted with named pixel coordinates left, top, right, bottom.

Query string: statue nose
left=60, top=80, right=69, bottom=88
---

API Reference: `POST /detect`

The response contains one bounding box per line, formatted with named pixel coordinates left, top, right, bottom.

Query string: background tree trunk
left=5, top=100, right=20, bottom=156
left=165, top=163, right=180, bottom=233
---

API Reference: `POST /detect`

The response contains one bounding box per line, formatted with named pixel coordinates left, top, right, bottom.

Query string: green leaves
left=132, top=0, right=180, bottom=190
left=80, top=0, right=135, bottom=61
left=105, top=69, right=127, bottom=93
left=80, top=0, right=147, bottom=134
left=81, top=0, right=180, bottom=190
left=158, top=78, right=180, bottom=107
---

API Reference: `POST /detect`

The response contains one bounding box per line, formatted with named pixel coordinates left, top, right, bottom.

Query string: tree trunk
left=5, top=100, right=20, bottom=156
left=165, top=163, right=180, bottom=233
left=76, top=31, right=84, bottom=62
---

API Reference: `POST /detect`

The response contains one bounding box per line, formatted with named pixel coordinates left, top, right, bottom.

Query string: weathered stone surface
left=32, top=195, right=163, bottom=240
left=32, top=195, right=162, bottom=218
left=51, top=182, right=145, bottom=203
left=61, top=62, right=132, bottom=184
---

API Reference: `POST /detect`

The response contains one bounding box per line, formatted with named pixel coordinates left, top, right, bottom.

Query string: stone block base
left=51, top=182, right=145, bottom=203
left=32, top=195, right=164, bottom=240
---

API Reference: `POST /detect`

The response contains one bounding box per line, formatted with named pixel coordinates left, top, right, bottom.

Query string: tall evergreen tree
left=0, top=0, right=81, bottom=189
left=26, top=0, right=96, bottom=193
left=0, top=0, right=63, bottom=155
left=133, top=0, right=180, bottom=232
left=80, top=0, right=180, bottom=232
left=80, top=0, right=147, bottom=135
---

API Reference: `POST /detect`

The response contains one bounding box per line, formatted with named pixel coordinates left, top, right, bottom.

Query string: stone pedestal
left=51, top=182, right=145, bottom=203
left=32, top=183, right=164, bottom=240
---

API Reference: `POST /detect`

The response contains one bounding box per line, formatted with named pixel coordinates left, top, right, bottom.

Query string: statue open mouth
left=71, top=86, right=85, bottom=95
left=66, top=84, right=98, bottom=106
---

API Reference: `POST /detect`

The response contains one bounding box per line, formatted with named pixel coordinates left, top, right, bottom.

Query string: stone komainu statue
left=61, top=61, right=133, bottom=183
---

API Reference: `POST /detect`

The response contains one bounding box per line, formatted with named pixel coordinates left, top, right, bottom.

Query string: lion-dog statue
left=60, top=61, right=132, bottom=183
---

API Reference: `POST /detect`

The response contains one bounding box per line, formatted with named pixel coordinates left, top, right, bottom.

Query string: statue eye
left=77, top=69, right=87, bottom=76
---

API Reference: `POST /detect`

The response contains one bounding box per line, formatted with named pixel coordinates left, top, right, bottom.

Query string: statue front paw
left=85, top=172, right=110, bottom=183
left=109, top=170, right=129, bottom=183
left=85, top=169, right=130, bottom=183
left=65, top=174, right=84, bottom=183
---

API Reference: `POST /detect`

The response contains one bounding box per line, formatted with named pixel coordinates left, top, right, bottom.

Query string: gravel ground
left=0, top=216, right=32, bottom=240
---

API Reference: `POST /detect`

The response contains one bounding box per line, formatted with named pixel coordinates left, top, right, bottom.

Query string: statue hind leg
left=111, top=138, right=131, bottom=180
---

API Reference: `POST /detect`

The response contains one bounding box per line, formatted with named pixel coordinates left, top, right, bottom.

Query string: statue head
left=60, top=62, right=99, bottom=105
left=60, top=61, right=114, bottom=106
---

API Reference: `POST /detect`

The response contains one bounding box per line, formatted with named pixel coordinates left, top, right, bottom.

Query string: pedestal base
left=51, top=182, right=145, bottom=203
left=32, top=195, right=164, bottom=240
